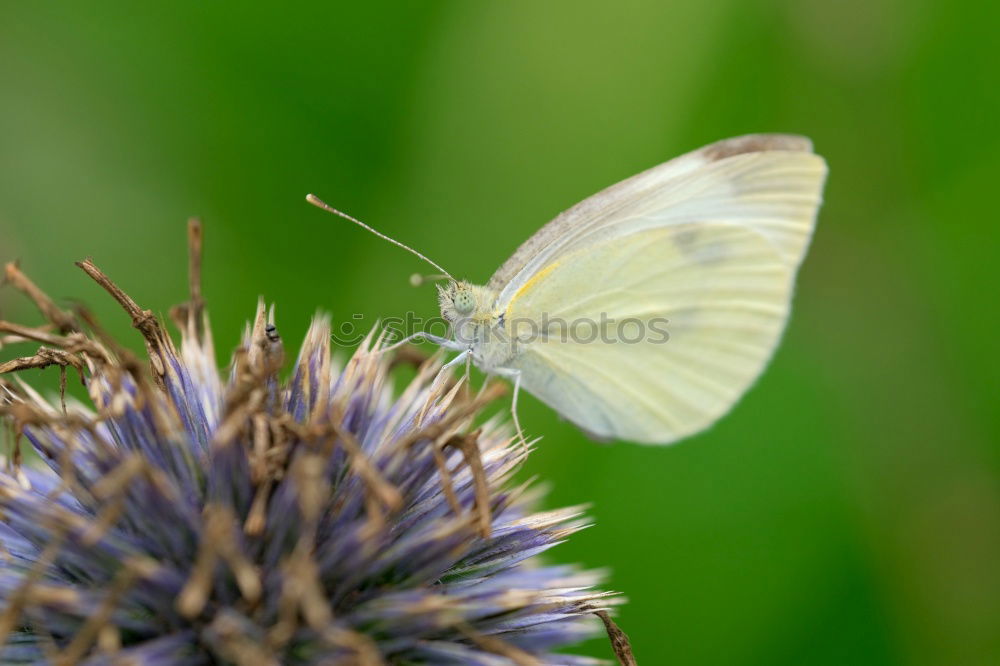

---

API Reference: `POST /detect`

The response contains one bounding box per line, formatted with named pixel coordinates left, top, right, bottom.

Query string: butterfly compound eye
left=454, top=291, right=476, bottom=315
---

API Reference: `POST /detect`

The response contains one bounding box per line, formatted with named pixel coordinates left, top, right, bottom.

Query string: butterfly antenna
left=409, top=273, right=451, bottom=287
left=306, top=194, right=454, bottom=281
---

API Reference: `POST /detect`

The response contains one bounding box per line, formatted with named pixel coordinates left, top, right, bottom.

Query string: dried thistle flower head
left=0, top=222, right=631, bottom=665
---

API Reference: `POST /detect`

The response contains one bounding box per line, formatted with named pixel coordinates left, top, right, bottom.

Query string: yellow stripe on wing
left=504, top=260, right=561, bottom=320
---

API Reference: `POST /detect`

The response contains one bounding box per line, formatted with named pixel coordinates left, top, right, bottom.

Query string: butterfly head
left=438, top=281, right=496, bottom=325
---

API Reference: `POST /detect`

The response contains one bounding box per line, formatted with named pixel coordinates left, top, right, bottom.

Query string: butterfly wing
left=490, top=134, right=825, bottom=301
left=503, top=223, right=793, bottom=443
left=496, top=136, right=827, bottom=444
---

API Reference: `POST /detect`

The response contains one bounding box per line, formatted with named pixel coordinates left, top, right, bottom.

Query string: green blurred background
left=2, top=1, right=998, bottom=664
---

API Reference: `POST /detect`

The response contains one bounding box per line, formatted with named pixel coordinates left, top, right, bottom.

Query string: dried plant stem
left=186, top=218, right=204, bottom=324
left=75, top=258, right=171, bottom=383
left=169, top=218, right=206, bottom=340
left=0, top=347, right=83, bottom=415
left=402, top=381, right=507, bottom=452
left=0, top=347, right=81, bottom=378
left=430, top=442, right=463, bottom=517
left=330, top=422, right=404, bottom=512
left=596, top=610, right=638, bottom=666
left=446, top=429, right=492, bottom=538
left=3, top=262, right=77, bottom=332
left=0, top=321, right=110, bottom=367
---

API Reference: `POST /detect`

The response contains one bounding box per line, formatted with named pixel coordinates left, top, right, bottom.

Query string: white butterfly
left=309, top=133, right=827, bottom=445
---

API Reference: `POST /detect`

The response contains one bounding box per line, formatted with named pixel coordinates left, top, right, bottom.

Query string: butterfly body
left=438, top=281, right=513, bottom=370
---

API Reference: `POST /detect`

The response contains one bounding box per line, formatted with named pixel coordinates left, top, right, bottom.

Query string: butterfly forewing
left=491, top=134, right=825, bottom=306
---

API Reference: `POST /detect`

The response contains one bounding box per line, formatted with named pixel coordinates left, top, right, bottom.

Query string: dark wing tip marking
left=700, top=134, right=814, bottom=161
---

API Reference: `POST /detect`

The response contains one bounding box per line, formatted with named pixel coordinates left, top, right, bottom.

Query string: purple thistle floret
left=0, top=255, right=621, bottom=665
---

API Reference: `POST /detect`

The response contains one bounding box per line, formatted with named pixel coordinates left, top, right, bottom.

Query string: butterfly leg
left=376, top=331, right=464, bottom=355
left=491, top=366, right=527, bottom=455
left=438, top=348, right=471, bottom=376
